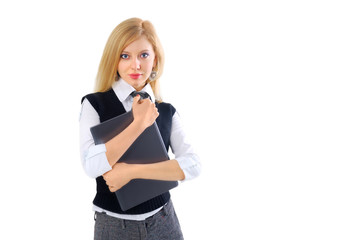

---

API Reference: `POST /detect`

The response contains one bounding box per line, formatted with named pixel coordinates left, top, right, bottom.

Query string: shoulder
left=81, top=89, right=114, bottom=111
left=81, top=89, right=112, bottom=104
left=156, top=101, right=176, bottom=116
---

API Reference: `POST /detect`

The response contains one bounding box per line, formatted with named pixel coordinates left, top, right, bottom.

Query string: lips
left=129, top=74, right=142, bottom=79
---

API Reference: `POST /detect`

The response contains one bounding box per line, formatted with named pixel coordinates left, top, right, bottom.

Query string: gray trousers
left=94, top=200, right=184, bottom=240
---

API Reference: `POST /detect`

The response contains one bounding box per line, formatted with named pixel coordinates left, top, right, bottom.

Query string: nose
left=131, top=57, right=141, bottom=70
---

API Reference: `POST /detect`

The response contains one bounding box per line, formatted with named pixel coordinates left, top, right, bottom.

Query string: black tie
left=130, top=91, right=152, bottom=101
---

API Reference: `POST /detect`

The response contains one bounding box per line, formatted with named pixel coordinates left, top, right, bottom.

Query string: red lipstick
left=129, top=74, right=142, bottom=79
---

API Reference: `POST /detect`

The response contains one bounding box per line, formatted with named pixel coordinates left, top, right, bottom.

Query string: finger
left=132, top=95, right=141, bottom=105
left=102, top=175, right=109, bottom=182
left=153, top=104, right=158, bottom=112
left=102, top=169, right=112, bottom=178
left=142, top=98, right=151, bottom=105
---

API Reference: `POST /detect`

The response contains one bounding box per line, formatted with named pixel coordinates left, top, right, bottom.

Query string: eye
left=120, top=54, right=129, bottom=59
left=140, top=52, right=149, bottom=58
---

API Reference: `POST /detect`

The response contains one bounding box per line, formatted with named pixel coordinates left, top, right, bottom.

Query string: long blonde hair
left=94, top=18, right=164, bottom=102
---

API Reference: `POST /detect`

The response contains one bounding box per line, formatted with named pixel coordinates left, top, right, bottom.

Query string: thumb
left=132, top=95, right=141, bottom=106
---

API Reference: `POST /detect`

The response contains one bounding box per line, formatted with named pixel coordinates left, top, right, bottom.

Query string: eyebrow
left=121, top=49, right=151, bottom=53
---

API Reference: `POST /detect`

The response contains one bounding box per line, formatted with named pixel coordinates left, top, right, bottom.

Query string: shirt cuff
left=84, top=144, right=112, bottom=178
left=176, top=154, right=202, bottom=182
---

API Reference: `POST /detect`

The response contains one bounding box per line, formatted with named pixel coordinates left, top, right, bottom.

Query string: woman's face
left=118, top=36, right=156, bottom=91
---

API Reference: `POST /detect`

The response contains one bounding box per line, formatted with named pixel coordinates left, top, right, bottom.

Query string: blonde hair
left=94, top=18, right=164, bottom=102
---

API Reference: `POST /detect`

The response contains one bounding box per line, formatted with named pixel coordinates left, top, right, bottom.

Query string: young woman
left=79, top=18, right=201, bottom=240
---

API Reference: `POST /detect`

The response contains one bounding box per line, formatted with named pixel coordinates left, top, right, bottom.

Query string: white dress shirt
left=79, top=78, right=201, bottom=220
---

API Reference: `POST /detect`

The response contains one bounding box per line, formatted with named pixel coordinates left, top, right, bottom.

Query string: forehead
left=123, top=36, right=154, bottom=53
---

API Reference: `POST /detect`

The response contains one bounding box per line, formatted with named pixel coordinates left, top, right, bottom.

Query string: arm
left=131, top=112, right=200, bottom=182
left=105, top=95, right=159, bottom=166
left=80, top=99, right=112, bottom=178
left=80, top=95, right=158, bottom=178
left=104, top=119, right=146, bottom=166
left=103, top=160, right=184, bottom=193
left=132, top=160, right=185, bottom=181
left=103, top=111, right=201, bottom=192
left=169, top=112, right=202, bottom=181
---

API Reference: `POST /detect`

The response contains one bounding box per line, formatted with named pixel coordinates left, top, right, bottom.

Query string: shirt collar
left=112, top=78, right=155, bottom=103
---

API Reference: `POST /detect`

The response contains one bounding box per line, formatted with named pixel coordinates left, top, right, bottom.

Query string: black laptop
left=90, top=110, right=178, bottom=211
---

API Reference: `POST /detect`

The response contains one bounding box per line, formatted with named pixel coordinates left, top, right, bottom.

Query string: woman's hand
left=102, top=163, right=133, bottom=192
left=132, top=95, right=159, bottom=130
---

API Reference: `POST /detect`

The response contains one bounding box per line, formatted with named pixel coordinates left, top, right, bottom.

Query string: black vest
left=82, top=89, right=176, bottom=214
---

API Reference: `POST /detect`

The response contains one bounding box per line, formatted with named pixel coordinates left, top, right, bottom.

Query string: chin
left=129, top=78, right=147, bottom=90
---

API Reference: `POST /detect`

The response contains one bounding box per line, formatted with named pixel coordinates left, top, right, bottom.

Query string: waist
left=94, top=200, right=173, bottom=223
left=93, top=204, right=163, bottom=221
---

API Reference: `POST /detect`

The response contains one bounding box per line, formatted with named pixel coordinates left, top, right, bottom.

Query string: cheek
left=143, top=59, right=155, bottom=72
left=117, top=62, right=127, bottom=73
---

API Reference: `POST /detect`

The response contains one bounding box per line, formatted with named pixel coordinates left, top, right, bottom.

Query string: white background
left=0, top=0, right=347, bottom=239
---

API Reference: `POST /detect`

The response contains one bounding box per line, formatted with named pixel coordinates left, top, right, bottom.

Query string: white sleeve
left=170, top=112, right=202, bottom=182
left=79, top=98, right=112, bottom=178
